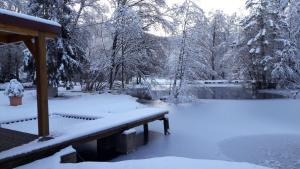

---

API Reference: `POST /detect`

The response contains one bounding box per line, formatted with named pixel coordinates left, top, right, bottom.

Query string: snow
left=244, top=20, right=256, bottom=29
left=0, top=8, right=61, bottom=27
left=262, top=29, right=266, bottom=36
left=269, top=19, right=274, bottom=27
left=1, top=87, right=300, bottom=169
left=0, top=88, right=167, bottom=159
left=247, top=39, right=253, bottom=46
left=0, top=107, right=167, bottom=159
left=1, top=114, right=95, bottom=135
left=0, top=88, right=143, bottom=123
left=17, top=147, right=76, bottom=169
left=113, top=99, right=300, bottom=169
left=0, top=83, right=8, bottom=90
left=256, top=47, right=261, bottom=54
left=4, top=79, right=24, bottom=97
left=123, top=128, right=137, bottom=135
left=18, top=148, right=271, bottom=169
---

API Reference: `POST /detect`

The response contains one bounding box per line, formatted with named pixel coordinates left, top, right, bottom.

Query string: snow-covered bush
left=4, top=79, right=24, bottom=97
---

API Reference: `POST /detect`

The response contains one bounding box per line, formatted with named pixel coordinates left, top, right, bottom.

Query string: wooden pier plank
left=0, top=111, right=169, bottom=169
left=0, top=128, right=38, bottom=152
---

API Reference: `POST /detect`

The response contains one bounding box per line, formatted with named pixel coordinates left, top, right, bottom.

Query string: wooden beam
left=0, top=23, right=38, bottom=37
left=44, top=32, right=59, bottom=39
left=7, top=35, right=34, bottom=43
left=35, top=32, right=49, bottom=137
left=0, top=12, right=61, bottom=36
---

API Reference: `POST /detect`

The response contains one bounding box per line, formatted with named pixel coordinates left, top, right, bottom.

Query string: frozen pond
left=220, top=134, right=300, bottom=169
left=114, top=99, right=300, bottom=169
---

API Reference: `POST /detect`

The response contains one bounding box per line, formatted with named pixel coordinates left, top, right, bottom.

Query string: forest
left=1, top=0, right=300, bottom=99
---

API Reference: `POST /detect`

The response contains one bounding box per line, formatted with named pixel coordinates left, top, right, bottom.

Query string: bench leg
left=143, top=123, right=149, bottom=144
left=163, top=118, right=170, bottom=135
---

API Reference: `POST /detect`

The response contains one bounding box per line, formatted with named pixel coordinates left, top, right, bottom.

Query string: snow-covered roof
left=0, top=8, right=61, bottom=27
left=0, top=8, right=61, bottom=36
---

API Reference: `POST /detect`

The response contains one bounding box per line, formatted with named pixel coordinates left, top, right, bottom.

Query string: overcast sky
left=167, top=0, right=246, bottom=15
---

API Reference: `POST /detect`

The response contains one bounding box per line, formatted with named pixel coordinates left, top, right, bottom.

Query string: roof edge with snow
left=0, top=8, right=61, bottom=35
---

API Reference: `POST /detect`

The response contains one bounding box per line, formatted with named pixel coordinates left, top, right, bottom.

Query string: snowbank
left=18, top=148, right=271, bottom=169
left=61, top=158, right=271, bottom=169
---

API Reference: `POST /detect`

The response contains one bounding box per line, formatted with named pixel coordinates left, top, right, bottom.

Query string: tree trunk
left=121, top=61, right=125, bottom=89
left=15, top=57, right=19, bottom=80
left=109, top=33, right=119, bottom=90
left=211, top=23, right=217, bottom=80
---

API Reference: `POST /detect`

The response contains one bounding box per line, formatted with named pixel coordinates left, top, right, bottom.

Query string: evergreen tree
left=242, top=0, right=299, bottom=87
left=29, top=0, right=87, bottom=87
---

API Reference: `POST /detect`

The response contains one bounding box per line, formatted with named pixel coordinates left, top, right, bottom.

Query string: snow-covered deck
left=0, top=89, right=169, bottom=168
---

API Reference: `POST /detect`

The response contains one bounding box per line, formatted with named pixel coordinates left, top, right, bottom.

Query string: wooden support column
left=143, top=123, right=149, bottom=144
left=35, top=32, right=49, bottom=137
left=163, top=118, right=170, bottom=135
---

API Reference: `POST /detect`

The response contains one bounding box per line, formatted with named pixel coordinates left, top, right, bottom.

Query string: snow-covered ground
left=0, top=88, right=144, bottom=124
left=1, top=87, right=300, bottom=169
left=18, top=147, right=271, bottom=169
left=0, top=88, right=168, bottom=159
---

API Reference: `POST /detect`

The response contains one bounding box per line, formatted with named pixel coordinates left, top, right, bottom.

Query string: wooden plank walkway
left=0, top=111, right=169, bottom=169
left=0, top=128, right=38, bottom=152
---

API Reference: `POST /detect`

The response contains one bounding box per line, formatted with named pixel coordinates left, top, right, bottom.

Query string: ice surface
left=114, top=99, right=300, bottom=169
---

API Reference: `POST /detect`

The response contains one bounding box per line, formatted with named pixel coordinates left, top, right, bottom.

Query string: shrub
left=4, top=79, right=24, bottom=97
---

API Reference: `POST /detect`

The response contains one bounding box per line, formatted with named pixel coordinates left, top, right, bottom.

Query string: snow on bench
left=0, top=108, right=168, bottom=160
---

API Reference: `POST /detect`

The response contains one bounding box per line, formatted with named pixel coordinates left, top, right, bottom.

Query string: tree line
left=1, top=0, right=300, bottom=95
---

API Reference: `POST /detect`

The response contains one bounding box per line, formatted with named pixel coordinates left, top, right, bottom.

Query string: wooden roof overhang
left=0, top=8, right=61, bottom=49
left=0, top=9, right=61, bottom=137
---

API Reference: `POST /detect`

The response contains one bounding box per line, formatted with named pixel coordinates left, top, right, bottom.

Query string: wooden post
left=35, top=33, right=49, bottom=137
left=163, top=118, right=170, bottom=135
left=143, top=123, right=149, bottom=144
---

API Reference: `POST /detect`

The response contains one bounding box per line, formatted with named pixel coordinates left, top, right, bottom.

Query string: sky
left=167, top=0, right=246, bottom=15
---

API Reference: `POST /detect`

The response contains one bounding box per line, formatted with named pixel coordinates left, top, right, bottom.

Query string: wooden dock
left=0, top=111, right=169, bottom=169
left=0, top=128, right=38, bottom=152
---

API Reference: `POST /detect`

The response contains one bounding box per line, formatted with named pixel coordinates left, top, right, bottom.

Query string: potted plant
left=4, top=79, right=24, bottom=106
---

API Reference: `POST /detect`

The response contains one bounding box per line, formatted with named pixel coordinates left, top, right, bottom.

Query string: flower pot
left=9, top=96, right=22, bottom=106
